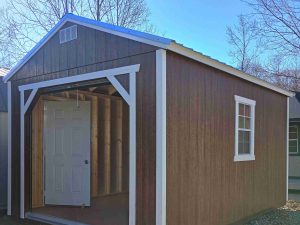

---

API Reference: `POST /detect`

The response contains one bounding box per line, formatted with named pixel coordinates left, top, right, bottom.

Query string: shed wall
left=166, top=52, right=287, bottom=225
left=10, top=22, right=157, bottom=225
left=0, top=112, right=7, bottom=209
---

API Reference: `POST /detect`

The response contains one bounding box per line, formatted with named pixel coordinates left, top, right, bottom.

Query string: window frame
left=234, top=95, right=256, bottom=162
left=289, top=125, right=298, bottom=155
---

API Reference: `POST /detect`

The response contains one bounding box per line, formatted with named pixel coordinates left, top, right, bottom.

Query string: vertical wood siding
left=10, top=23, right=157, bottom=225
left=0, top=112, right=8, bottom=209
left=166, top=52, right=287, bottom=225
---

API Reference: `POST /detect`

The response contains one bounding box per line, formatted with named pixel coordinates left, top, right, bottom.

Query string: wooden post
left=116, top=100, right=123, bottom=192
left=91, top=96, right=98, bottom=197
left=104, top=98, right=111, bottom=194
left=31, top=99, right=44, bottom=208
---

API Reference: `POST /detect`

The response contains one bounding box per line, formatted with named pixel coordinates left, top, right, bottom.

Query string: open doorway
left=30, top=83, right=129, bottom=225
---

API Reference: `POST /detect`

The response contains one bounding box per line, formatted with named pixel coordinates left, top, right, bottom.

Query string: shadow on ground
left=0, top=211, right=47, bottom=225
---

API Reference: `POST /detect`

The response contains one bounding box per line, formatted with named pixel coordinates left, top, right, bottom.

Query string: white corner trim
left=156, top=49, right=167, bottom=225
left=7, top=81, right=11, bottom=216
left=19, top=65, right=139, bottom=224
left=287, top=97, right=290, bottom=201
left=168, top=43, right=294, bottom=97
left=234, top=95, right=256, bottom=163
left=129, top=72, right=136, bottom=225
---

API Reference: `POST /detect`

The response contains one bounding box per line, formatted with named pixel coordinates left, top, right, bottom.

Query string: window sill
left=234, top=154, right=255, bottom=162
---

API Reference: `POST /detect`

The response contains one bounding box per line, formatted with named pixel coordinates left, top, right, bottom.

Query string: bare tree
left=0, top=0, right=152, bottom=67
left=245, top=0, right=300, bottom=56
left=226, top=15, right=261, bottom=73
left=227, top=1, right=300, bottom=90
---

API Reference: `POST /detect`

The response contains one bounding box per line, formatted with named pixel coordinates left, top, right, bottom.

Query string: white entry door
left=44, top=100, right=91, bottom=206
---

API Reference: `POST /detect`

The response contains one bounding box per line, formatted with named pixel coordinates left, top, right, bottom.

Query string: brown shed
left=3, top=13, right=293, bottom=225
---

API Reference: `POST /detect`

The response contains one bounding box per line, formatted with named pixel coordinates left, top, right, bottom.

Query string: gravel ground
left=245, top=201, right=300, bottom=225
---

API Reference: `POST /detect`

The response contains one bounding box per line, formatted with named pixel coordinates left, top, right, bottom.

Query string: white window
left=289, top=126, right=298, bottom=154
left=234, top=95, right=256, bottom=162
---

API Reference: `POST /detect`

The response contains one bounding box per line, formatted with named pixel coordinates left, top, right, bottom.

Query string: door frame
left=19, top=64, right=140, bottom=225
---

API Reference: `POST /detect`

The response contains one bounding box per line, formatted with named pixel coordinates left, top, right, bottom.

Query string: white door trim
left=156, top=49, right=167, bottom=225
left=19, top=64, right=140, bottom=225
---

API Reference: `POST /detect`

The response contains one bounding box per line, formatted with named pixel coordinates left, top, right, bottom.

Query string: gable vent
left=59, top=25, right=77, bottom=44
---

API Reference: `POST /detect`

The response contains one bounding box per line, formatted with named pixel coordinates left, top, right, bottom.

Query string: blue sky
left=147, top=0, right=252, bottom=66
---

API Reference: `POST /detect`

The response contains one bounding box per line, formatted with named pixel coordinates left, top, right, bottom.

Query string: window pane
left=239, top=104, right=244, bottom=116
left=238, top=131, right=251, bottom=154
left=238, top=143, right=244, bottom=153
left=289, top=140, right=298, bottom=147
left=239, top=130, right=244, bottom=143
left=243, top=142, right=250, bottom=154
left=290, top=132, right=298, bottom=139
left=289, top=146, right=298, bottom=153
left=245, top=117, right=251, bottom=129
left=238, top=116, right=245, bottom=129
left=245, top=105, right=251, bottom=117
left=244, top=131, right=250, bottom=144
left=290, top=127, right=297, bottom=132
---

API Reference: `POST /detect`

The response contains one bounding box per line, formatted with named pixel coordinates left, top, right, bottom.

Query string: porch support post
left=20, top=90, right=25, bottom=218
left=20, top=88, right=38, bottom=218
left=156, top=49, right=167, bottom=225
left=129, top=72, right=136, bottom=225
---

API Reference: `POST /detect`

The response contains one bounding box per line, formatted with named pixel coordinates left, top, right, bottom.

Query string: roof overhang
left=3, top=14, right=294, bottom=97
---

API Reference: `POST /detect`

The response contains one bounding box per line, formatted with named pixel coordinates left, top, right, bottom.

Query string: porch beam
left=19, top=64, right=140, bottom=91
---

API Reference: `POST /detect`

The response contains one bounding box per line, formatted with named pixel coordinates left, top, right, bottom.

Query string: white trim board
left=156, top=49, right=167, bottom=225
left=287, top=97, right=290, bottom=201
left=18, top=65, right=139, bottom=225
left=7, top=81, right=11, bottom=215
left=3, top=14, right=293, bottom=98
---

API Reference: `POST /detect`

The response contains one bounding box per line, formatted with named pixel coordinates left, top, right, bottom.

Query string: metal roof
left=2, top=14, right=294, bottom=97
